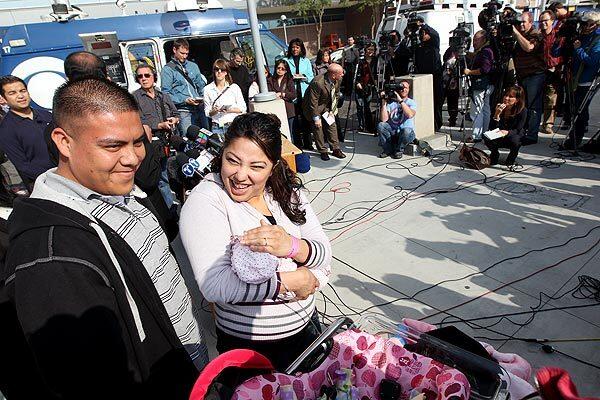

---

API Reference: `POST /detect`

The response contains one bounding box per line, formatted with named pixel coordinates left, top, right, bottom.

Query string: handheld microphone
left=181, top=149, right=215, bottom=178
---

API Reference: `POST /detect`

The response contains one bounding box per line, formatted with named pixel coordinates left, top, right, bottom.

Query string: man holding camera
left=553, top=10, right=600, bottom=149
left=377, top=81, right=417, bottom=159
left=133, top=63, right=180, bottom=214
left=412, top=21, right=443, bottom=131
left=512, top=11, right=546, bottom=144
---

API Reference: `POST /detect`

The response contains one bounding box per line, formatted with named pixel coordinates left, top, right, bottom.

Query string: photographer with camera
left=410, top=19, right=443, bottom=131
left=511, top=11, right=546, bottom=145
left=464, top=30, right=496, bottom=142
left=132, top=63, right=181, bottom=215
left=377, top=81, right=417, bottom=159
left=553, top=10, right=600, bottom=149
left=356, top=44, right=377, bottom=133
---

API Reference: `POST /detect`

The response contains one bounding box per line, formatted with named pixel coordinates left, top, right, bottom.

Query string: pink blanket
left=233, top=329, right=470, bottom=400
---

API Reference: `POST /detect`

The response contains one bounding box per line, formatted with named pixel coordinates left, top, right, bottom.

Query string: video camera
left=382, top=82, right=407, bottom=101
left=449, top=22, right=472, bottom=57
left=405, top=13, right=425, bottom=49
left=557, top=13, right=583, bottom=41
left=477, top=0, right=519, bottom=63
left=378, top=30, right=397, bottom=55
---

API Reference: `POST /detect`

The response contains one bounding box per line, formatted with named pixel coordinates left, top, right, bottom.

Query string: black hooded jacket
left=0, top=197, right=196, bottom=400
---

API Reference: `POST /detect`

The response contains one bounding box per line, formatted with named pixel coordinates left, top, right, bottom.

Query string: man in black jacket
left=0, top=78, right=204, bottom=400
left=229, top=47, right=252, bottom=107
left=413, top=22, right=444, bottom=131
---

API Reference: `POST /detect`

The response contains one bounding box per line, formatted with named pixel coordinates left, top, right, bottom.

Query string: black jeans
left=484, top=133, right=522, bottom=166
left=216, top=310, right=322, bottom=371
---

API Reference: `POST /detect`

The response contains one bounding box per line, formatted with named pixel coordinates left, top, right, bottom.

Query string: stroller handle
left=285, top=317, right=354, bottom=375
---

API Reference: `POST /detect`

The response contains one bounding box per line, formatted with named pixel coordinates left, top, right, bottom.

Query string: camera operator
left=511, top=11, right=546, bottom=145
left=412, top=20, right=444, bottom=131
left=377, top=81, right=417, bottom=159
left=356, top=44, right=377, bottom=133
left=464, top=30, right=495, bottom=142
left=384, top=30, right=411, bottom=79
left=343, top=36, right=360, bottom=97
left=553, top=10, right=600, bottom=149
left=539, top=10, right=563, bottom=135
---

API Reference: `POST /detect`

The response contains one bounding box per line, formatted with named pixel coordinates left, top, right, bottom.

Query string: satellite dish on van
left=166, top=0, right=224, bottom=11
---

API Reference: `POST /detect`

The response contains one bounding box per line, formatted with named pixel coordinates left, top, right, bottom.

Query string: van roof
left=1, top=8, right=256, bottom=56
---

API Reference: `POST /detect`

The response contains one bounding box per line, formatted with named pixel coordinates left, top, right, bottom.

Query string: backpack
left=459, top=144, right=491, bottom=170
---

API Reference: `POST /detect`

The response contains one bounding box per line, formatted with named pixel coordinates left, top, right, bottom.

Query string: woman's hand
left=280, top=268, right=319, bottom=300
left=494, top=103, right=506, bottom=119
left=240, top=220, right=293, bottom=258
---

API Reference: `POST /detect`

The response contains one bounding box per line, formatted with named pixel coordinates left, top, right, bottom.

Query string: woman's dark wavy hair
left=315, top=48, right=331, bottom=65
left=215, top=112, right=306, bottom=224
left=286, top=38, right=307, bottom=58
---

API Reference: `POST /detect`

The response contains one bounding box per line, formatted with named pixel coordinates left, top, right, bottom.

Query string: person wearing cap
left=552, top=10, right=600, bottom=149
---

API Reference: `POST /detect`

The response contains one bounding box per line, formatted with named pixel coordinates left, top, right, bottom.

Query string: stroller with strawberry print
left=189, top=316, right=514, bottom=400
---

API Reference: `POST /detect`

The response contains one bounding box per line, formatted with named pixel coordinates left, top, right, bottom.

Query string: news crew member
left=553, top=10, right=600, bottom=149
left=377, top=81, right=417, bottom=159
left=539, top=10, right=563, bottom=135
left=484, top=85, right=527, bottom=167
left=512, top=11, right=546, bottom=144
left=464, top=30, right=495, bottom=142
left=413, top=21, right=444, bottom=131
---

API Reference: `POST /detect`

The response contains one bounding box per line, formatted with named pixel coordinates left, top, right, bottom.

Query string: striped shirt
left=43, top=172, right=209, bottom=369
left=180, top=173, right=332, bottom=341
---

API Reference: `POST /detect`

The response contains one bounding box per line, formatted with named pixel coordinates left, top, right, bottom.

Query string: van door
left=119, top=39, right=162, bottom=91
left=230, top=30, right=286, bottom=74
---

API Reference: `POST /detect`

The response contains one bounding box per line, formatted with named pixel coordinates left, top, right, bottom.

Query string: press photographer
left=377, top=81, right=417, bottom=159
left=552, top=10, right=600, bottom=149
left=407, top=16, right=443, bottom=131
left=464, top=30, right=495, bottom=142
left=511, top=11, right=546, bottom=145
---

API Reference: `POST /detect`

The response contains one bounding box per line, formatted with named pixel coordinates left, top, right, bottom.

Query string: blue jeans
left=177, top=107, right=208, bottom=137
left=470, top=85, right=494, bottom=140
left=159, top=157, right=175, bottom=208
left=521, top=73, right=545, bottom=140
left=377, top=122, right=415, bottom=155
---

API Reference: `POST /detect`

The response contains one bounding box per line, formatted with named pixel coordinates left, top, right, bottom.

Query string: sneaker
left=378, top=151, right=389, bottom=158
left=320, top=153, right=330, bottom=161
left=391, top=152, right=403, bottom=159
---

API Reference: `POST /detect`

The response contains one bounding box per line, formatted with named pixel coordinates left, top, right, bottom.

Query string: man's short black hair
left=230, top=47, right=245, bottom=60
left=0, top=75, right=27, bottom=97
left=64, top=51, right=108, bottom=81
left=53, top=78, right=139, bottom=129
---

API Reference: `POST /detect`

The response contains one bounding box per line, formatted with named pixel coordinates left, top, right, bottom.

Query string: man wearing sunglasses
left=133, top=63, right=180, bottom=216
left=512, top=11, right=546, bottom=145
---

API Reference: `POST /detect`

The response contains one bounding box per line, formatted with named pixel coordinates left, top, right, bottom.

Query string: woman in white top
left=180, top=112, right=331, bottom=370
left=204, top=59, right=246, bottom=136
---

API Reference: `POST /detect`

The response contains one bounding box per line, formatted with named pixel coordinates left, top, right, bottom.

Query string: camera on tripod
left=355, top=35, right=374, bottom=59
left=382, top=82, right=406, bottom=101
left=477, top=0, right=519, bottom=63
left=449, top=22, right=472, bottom=57
left=557, top=13, right=583, bottom=41
left=406, top=12, right=425, bottom=49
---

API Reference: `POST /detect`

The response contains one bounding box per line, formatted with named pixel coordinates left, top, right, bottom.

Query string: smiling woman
left=180, top=112, right=332, bottom=370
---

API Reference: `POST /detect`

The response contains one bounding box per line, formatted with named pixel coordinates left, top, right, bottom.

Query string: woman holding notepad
left=483, top=85, right=528, bottom=167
